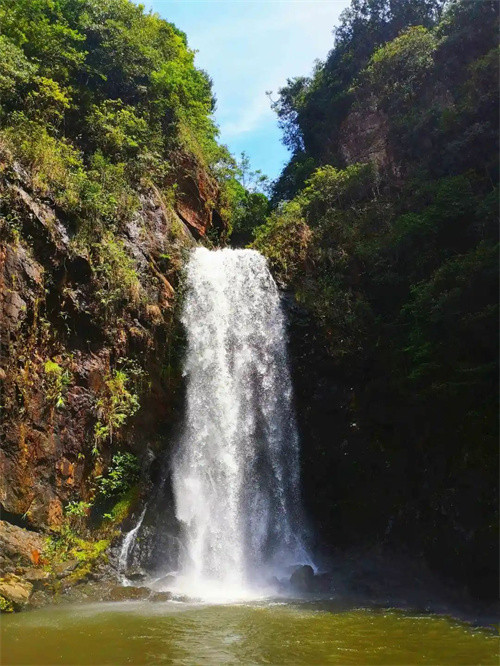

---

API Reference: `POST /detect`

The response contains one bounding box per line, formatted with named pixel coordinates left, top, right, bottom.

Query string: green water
left=1, top=600, right=498, bottom=665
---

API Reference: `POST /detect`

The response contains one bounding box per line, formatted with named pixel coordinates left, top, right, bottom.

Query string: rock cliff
left=0, top=145, right=224, bottom=548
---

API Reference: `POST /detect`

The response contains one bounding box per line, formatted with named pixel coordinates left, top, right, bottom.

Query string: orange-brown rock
left=0, top=147, right=226, bottom=533
left=0, top=521, right=45, bottom=573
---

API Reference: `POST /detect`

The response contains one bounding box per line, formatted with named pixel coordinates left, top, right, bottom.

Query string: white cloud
left=200, top=5, right=342, bottom=134
left=221, top=95, right=272, bottom=137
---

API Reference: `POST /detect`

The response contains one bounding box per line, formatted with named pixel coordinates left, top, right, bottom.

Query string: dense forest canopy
left=0, top=0, right=258, bottom=248
left=253, top=0, right=498, bottom=596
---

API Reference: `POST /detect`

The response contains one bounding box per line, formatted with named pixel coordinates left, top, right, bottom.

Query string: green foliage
left=228, top=170, right=270, bottom=247
left=87, top=100, right=158, bottom=164
left=93, top=371, right=140, bottom=451
left=27, top=76, right=72, bottom=124
left=91, top=235, right=142, bottom=318
left=43, top=524, right=110, bottom=582
left=0, top=0, right=86, bottom=81
left=3, top=116, right=85, bottom=208
left=264, top=0, right=498, bottom=592
left=150, top=54, right=218, bottom=165
left=0, top=34, right=35, bottom=103
left=43, top=524, right=79, bottom=563
left=0, top=595, right=14, bottom=613
left=403, top=243, right=498, bottom=391
left=211, top=151, right=271, bottom=246
left=252, top=200, right=311, bottom=284
left=360, top=26, right=437, bottom=110
left=65, top=500, right=92, bottom=518
left=44, top=359, right=72, bottom=409
left=270, top=152, right=316, bottom=205
left=95, top=452, right=139, bottom=498
left=302, top=163, right=377, bottom=216
left=102, top=485, right=139, bottom=524
left=0, top=0, right=229, bottom=241
left=271, top=0, right=446, bottom=199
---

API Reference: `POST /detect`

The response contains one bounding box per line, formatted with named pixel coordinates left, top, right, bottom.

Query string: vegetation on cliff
left=0, top=0, right=249, bottom=537
left=254, top=0, right=498, bottom=597
left=0, top=0, right=497, bottom=609
left=0, top=0, right=243, bottom=239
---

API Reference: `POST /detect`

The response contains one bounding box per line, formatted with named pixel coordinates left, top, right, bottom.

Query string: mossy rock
left=0, top=594, right=14, bottom=613
left=0, top=574, right=33, bottom=610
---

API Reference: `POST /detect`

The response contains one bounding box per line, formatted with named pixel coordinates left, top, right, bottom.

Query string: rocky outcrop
left=340, top=104, right=393, bottom=171
left=0, top=149, right=226, bottom=535
left=0, top=573, right=33, bottom=611
left=0, top=521, right=45, bottom=572
left=171, top=153, right=225, bottom=240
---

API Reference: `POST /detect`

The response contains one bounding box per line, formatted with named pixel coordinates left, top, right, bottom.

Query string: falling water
left=171, top=248, right=310, bottom=600
left=118, top=506, right=147, bottom=577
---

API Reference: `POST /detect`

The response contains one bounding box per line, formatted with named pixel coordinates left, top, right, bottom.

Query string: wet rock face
left=0, top=153, right=226, bottom=533
left=124, top=566, right=146, bottom=582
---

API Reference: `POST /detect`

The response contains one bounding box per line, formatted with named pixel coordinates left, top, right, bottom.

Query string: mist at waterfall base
left=121, top=248, right=313, bottom=602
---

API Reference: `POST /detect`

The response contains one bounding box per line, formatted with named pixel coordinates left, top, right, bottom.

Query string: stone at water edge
left=150, top=574, right=176, bottom=591
left=0, top=521, right=45, bottom=571
left=0, top=573, right=33, bottom=610
left=150, top=591, right=173, bottom=602
left=22, top=567, right=51, bottom=590
left=52, top=559, right=79, bottom=578
left=108, top=586, right=150, bottom=601
left=287, top=565, right=335, bottom=594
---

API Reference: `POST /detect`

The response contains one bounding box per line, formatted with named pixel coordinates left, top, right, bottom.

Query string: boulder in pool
left=125, top=566, right=147, bottom=582
left=150, top=591, right=173, bottom=602
left=290, top=565, right=315, bottom=593
left=108, top=586, right=150, bottom=601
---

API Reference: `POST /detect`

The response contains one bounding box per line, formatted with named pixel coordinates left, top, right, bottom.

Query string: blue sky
left=143, top=1, right=351, bottom=180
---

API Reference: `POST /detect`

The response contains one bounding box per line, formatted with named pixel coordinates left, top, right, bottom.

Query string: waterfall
left=118, top=506, right=147, bottom=577
left=171, top=247, right=310, bottom=600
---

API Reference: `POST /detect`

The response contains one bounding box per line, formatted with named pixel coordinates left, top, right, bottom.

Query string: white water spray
left=171, top=248, right=310, bottom=600
left=119, top=506, right=147, bottom=576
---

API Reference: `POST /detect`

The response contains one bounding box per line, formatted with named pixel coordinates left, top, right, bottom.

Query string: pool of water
left=1, top=600, right=498, bottom=665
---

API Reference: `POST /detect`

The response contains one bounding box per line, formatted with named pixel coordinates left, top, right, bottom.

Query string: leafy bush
left=95, top=452, right=139, bottom=498
left=91, top=235, right=142, bottom=318
left=93, top=371, right=140, bottom=451
left=360, top=26, right=438, bottom=110
left=0, top=34, right=35, bottom=103
left=44, top=524, right=110, bottom=583
left=65, top=500, right=92, bottom=518
left=87, top=100, right=158, bottom=163
left=252, top=200, right=311, bottom=285
left=302, top=163, right=378, bottom=217
left=44, top=359, right=72, bottom=409
left=3, top=116, right=85, bottom=208
left=0, top=595, right=14, bottom=613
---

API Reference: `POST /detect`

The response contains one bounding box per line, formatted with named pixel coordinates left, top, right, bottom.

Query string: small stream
left=2, top=600, right=497, bottom=665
